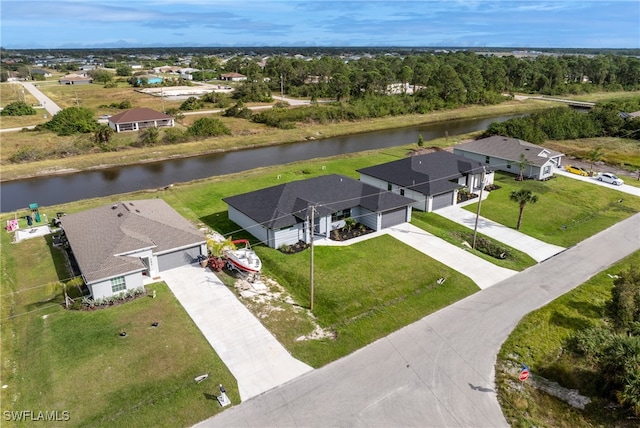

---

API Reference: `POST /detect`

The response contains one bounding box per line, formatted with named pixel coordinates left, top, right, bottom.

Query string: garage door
left=380, top=208, right=407, bottom=229
left=432, top=192, right=454, bottom=211
left=157, top=246, right=202, bottom=271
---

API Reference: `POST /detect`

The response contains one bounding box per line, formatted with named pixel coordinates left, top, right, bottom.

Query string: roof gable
left=357, top=151, right=484, bottom=195
left=454, top=136, right=564, bottom=167
left=223, top=174, right=414, bottom=229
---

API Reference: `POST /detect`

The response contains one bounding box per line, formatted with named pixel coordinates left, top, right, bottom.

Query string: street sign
left=519, top=369, right=530, bottom=382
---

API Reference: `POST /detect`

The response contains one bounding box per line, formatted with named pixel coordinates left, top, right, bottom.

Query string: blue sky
left=1, top=0, right=639, bottom=49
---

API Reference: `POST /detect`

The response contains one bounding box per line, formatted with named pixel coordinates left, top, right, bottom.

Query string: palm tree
left=93, top=124, right=114, bottom=146
left=514, top=153, right=532, bottom=181
left=588, top=146, right=604, bottom=175
left=509, top=189, right=538, bottom=230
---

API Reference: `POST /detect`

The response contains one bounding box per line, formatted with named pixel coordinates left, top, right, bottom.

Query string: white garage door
left=432, top=192, right=454, bottom=211
left=157, top=246, right=202, bottom=271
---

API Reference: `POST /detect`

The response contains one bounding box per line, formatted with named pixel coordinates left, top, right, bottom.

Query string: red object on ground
left=208, top=257, right=226, bottom=272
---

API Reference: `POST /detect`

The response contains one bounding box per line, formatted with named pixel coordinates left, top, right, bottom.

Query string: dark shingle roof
left=223, top=174, right=414, bottom=229
left=60, top=199, right=205, bottom=283
left=357, top=151, right=484, bottom=196
left=108, top=108, right=172, bottom=124
left=454, top=136, right=564, bottom=167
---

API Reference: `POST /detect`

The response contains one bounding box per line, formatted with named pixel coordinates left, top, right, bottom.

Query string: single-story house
left=453, top=136, right=564, bottom=181
left=59, top=73, right=93, bottom=85
left=59, top=199, right=206, bottom=299
left=358, top=151, right=492, bottom=212
left=31, top=68, right=52, bottom=78
left=108, top=108, right=174, bottom=132
left=223, top=174, right=414, bottom=249
left=220, top=72, right=247, bottom=81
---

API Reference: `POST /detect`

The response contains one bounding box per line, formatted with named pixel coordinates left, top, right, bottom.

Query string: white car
left=598, top=172, right=624, bottom=186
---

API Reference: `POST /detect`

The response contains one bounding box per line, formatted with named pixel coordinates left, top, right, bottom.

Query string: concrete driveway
left=386, top=224, right=517, bottom=289
left=316, top=223, right=517, bottom=290
left=160, top=265, right=312, bottom=401
left=555, top=168, right=640, bottom=197
left=435, top=204, right=566, bottom=262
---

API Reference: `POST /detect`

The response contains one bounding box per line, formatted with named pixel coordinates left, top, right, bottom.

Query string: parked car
left=565, top=165, right=589, bottom=176
left=598, top=172, right=624, bottom=186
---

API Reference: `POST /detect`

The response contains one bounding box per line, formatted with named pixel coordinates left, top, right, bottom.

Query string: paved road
left=200, top=213, right=640, bottom=427
left=18, top=81, right=62, bottom=116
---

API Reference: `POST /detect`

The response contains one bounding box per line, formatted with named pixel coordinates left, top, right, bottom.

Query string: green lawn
left=254, top=234, right=479, bottom=367
left=2, top=137, right=639, bottom=425
left=464, top=172, right=640, bottom=247
left=496, top=250, right=640, bottom=427
left=0, top=228, right=236, bottom=427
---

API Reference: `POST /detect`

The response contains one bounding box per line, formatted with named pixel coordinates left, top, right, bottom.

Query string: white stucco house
left=358, top=151, right=491, bottom=212
left=453, top=136, right=564, bottom=181
left=59, top=199, right=206, bottom=299
left=222, top=174, right=414, bottom=249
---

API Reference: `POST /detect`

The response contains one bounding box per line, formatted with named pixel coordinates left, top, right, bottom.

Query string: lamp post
left=280, top=74, right=284, bottom=100
left=472, top=166, right=486, bottom=250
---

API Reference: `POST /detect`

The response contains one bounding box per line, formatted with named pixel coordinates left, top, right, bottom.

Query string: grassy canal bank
left=0, top=100, right=551, bottom=181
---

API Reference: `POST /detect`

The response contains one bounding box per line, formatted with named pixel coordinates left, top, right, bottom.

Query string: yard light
left=472, top=166, right=487, bottom=250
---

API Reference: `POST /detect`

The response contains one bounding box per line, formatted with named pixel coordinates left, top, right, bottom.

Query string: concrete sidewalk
left=161, top=265, right=312, bottom=401
left=435, top=205, right=566, bottom=262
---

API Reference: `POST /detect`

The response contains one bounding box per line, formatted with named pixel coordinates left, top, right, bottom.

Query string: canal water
left=1, top=114, right=522, bottom=212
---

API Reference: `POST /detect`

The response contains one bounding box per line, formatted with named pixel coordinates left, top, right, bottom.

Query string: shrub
left=1, top=101, right=36, bottom=116
left=162, top=128, right=188, bottom=144
left=180, top=96, right=204, bottom=111
left=187, top=117, right=231, bottom=138
left=43, top=107, right=98, bottom=136
left=9, top=145, right=44, bottom=163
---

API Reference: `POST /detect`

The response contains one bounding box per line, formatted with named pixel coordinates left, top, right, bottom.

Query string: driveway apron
left=161, top=265, right=312, bottom=401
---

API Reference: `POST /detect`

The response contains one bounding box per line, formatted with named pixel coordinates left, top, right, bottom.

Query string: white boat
left=225, top=239, right=262, bottom=273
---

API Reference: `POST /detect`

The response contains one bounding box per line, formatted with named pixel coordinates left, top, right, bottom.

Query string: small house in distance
left=220, top=72, right=247, bottom=82
left=453, top=136, right=564, bottom=181
left=108, top=108, right=174, bottom=132
left=223, top=174, right=414, bottom=249
left=58, top=73, right=93, bottom=85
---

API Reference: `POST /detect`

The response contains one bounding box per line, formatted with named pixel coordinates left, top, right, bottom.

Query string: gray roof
left=223, top=174, right=414, bottom=229
left=454, top=136, right=564, bottom=167
left=60, top=199, right=205, bottom=284
left=357, top=151, right=484, bottom=196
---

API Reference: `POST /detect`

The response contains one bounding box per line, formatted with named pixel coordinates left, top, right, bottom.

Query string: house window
left=507, top=164, right=511, bottom=169
left=111, top=276, right=126, bottom=293
left=400, top=189, right=405, bottom=196
left=485, top=156, right=490, bottom=164
left=543, top=166, right=551, bottom=175
left=331, top=208, right=350, bottom=222
left=387, top=183, right=392, bottom=191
